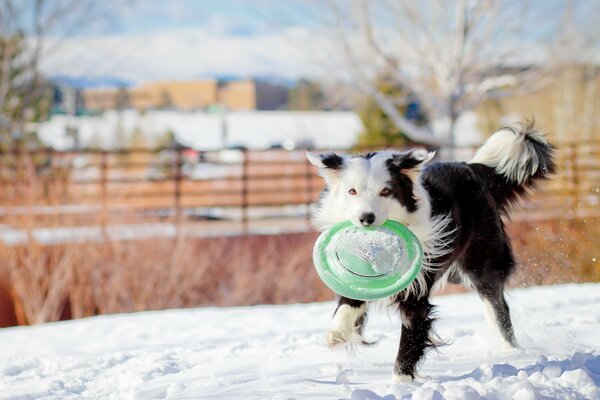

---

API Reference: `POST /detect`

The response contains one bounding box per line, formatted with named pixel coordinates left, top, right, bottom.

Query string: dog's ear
left=390, top=149, right=435, bottom=171
left=306, top=151, right=346, bottom=184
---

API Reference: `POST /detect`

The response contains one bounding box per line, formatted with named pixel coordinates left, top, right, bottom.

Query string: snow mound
left=0, top=283, right=598, bottom=399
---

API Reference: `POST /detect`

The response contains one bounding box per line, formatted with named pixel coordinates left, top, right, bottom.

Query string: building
left=255, top=81, right=289, bottom=110
left=83, top=79, right=288, bottom=112
left=476, top=65, right=600, bottom=143
left=217, top=80, right=256, bottom=110
left=83, top=88, right=121, bottom=111
left=133, top=80, right=218, bottom=110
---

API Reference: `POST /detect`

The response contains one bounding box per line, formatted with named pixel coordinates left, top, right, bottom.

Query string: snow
left=0, top=211, right=311, bottom=245
left=0, top=283, right=598, bottom=399
left=35, top=110, right=364, bottom=151
left=331, top=227, right=404, bottom=274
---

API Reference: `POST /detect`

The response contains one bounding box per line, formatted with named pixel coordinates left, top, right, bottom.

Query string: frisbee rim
left=313, top=220, right=423, bottom=301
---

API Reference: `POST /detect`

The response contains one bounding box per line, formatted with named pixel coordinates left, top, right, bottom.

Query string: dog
left=306, top=121, right=555, bottom=382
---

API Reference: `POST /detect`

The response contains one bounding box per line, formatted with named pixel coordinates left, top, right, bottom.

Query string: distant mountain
left=50, top=75, right=132, bottom=89
left=51, top=74, right=299, bottom=90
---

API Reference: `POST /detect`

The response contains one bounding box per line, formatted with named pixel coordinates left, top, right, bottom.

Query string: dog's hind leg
left=478, top=283, right=517, bottom=349
left=464, top=238, right=518, bottom=349
left=325, top=297, right=367, bottom=347
left=467, top=256, right=517, bottom=348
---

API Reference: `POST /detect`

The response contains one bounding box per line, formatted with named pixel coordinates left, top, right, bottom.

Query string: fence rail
left=0, top=142, right=598, bottom=240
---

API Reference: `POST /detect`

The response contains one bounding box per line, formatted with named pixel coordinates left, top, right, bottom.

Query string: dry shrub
left=79, top=232, right=331, bottom=311
left=83, top=237, right=213, bottom=314
left=216, top=232, right=330, bottom=305
left=508, top=217, right=600, bottom=286
left=434, top=218, right=600, bottom=293
left=0, top=241, right=75, bottom=324
left=0, top=217, right=598, bottom=326
left=0, top=231, right=331, bottom=325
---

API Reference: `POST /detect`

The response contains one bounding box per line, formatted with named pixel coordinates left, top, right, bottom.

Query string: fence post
left=100, top=150, right=108, bottom=238
left=15, top=146, right=33, bottom=237
left=305, top=155, right=313, bottom=229
left=174, top=147, right=183, bottom=226
left=570, top=142, right=579, bottom=218
left=241, top=149, right=248, bottom=234
left=13, top=146, right=21, bottom=212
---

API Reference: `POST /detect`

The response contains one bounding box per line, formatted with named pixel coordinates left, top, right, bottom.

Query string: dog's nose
left=359, top=212, right=376, bottom=226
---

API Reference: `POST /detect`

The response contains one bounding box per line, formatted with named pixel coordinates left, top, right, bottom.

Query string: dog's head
left=307, top=150, right=434, bottom=229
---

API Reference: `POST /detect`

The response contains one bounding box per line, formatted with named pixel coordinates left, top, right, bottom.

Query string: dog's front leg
left=393, top=296, right=435, bottom=381
left=325, top=297, right=367, bottom=347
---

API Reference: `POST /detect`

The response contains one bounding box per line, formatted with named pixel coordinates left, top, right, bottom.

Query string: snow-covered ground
left=0, top=208, right=311, bottom=245
left=0, top=284, right=598, bottom=399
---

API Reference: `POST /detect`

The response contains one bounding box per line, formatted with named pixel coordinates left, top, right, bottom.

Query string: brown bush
left=0, top=218, right=598, bottom=326
left=0, top=241, right=76, bottom=324
left=508, top=217, right=600, bottom=286
left=0, top=231, right=333, bottom=325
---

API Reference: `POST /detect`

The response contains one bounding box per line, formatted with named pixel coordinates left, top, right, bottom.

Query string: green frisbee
left=312, top=220, right=423, bottom=301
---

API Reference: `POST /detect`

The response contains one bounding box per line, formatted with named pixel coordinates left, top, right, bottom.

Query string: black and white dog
left=307, top=122, right=555, bottom=382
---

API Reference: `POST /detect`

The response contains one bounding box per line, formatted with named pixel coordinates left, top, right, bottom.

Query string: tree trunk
left=371, top=91, right=446, bottom=147
left=447, top=111, right=458, bottom=161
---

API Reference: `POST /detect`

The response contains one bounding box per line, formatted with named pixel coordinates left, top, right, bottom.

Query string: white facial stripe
left=342, top=155, right=390, bottom=195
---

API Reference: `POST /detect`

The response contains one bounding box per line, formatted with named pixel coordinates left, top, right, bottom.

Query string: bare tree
left=0, top=0, right=109, bottom=144
left=546, top=1, right=600, bottom=143
left=305, top=0, right=590, bottom=148
left=0, top=0, right=114, bottom=325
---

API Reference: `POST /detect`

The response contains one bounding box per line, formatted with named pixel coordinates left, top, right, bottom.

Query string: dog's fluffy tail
left=469, top=121, right=556, bottom=214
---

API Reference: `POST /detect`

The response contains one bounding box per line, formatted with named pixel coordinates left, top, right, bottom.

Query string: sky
left=37, top=0, right=599, bottom=87
left=40, top=0, right=319, bottom=85
left=99, top=1, right=299, bottom=37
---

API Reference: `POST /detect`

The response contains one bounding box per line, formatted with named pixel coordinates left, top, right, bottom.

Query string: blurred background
left=0, top=0, right=598, bottom=326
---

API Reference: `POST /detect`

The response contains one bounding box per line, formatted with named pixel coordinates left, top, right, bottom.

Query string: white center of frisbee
left=332, top=228, right=404, bottom=275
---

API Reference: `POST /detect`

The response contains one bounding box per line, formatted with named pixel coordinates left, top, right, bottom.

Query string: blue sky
left=39, top=0, right=317, bottom=83
left=38, top=0, right=598, bottom=85
left=84, top=1, right=305, bottom=37
left=109, top=1, right=263, bottom=36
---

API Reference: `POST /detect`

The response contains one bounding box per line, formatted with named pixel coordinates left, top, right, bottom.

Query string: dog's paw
left=501, top=339, right=521, bottom=353
left=325, top=304, right=367, bottom=347
left=392, top=373, right=414, bottom=383
left=324, top=327, right=353, bottom=347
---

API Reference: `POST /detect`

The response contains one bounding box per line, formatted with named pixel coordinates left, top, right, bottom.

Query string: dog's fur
left=307, top=121, right=555, bottom=381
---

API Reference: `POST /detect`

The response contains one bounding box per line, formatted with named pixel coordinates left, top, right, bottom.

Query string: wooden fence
left=0, top=147, right=321, bottom=237
left=0, top=142, right=598, bottom=239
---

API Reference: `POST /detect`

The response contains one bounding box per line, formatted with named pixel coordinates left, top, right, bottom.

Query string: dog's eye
left=380, top=188, right=392, bottom=197
left=348, top=188, right=357, bottom=195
